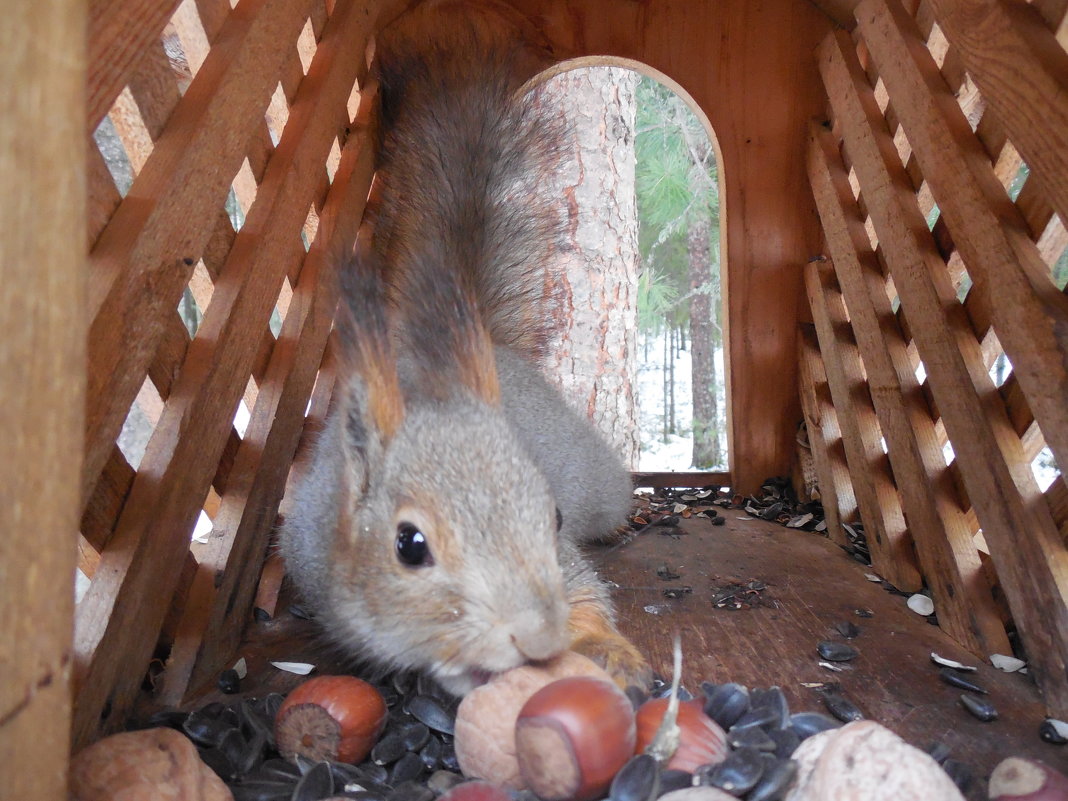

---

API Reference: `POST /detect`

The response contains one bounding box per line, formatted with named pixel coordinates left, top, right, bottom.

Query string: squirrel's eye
left=555, top=507, right=563, bottom=532
left=396, top=522, right=433, bottom=567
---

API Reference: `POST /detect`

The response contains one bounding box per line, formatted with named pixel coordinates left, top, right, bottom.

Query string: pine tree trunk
left=689, top=215, right=721, bottom=468
left=537, top=68, right=640, bottom=468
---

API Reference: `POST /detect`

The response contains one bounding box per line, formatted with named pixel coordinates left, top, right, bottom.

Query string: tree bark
left=537, top=67, right=640, bottom=468
left=688, top=215, right=721, bottom=468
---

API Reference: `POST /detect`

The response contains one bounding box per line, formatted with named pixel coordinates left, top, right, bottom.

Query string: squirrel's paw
left=568, top=606, right=653, bottom=690
left=573, top=631, right=654, bottom=691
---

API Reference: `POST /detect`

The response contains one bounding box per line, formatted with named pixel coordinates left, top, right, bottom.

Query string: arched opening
left=525, top=59, right=730, bottom=479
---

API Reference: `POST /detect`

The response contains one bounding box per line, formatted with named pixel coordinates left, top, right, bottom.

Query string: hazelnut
left=515, top=676, right=636, bottom=801
left=634, top=697, right=728, bottom=773
left=454, top=651, right=614, bottom=789
left=275, top=675, right=387, bottom=764
left=989, top=757, right=1068, bottom=801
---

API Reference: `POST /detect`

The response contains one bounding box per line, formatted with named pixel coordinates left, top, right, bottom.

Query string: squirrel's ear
left=336, top=239, right=405, bottom=448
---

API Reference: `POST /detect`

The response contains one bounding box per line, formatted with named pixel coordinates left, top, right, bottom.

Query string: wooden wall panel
left=819, top=25, right=1068, bottom=717
left=83, top=0, right=316, bottom=507
left=163, top=79, right=383, bottom=705
left=807, top=122, right=1009, bottom=656
left=506, top=0, right=833, bottom=494
left=0, top=0, right=85, bottom=797
left=73, top=0, right=402, bottom=747
left=929, top=0, right=1068, bottom=228
left=858, top=0, right=1068, bottom=489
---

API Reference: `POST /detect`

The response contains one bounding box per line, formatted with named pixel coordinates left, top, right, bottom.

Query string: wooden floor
left=173, top=507, right=1068, bottom=793
left=593, top=509, right=1068, bottom=782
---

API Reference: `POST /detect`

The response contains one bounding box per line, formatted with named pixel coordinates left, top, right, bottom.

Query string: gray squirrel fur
left=278, top=3, right=645, bottom=695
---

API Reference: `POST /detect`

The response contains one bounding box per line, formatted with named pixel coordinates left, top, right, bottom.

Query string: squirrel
left=279, top=1, right=651, bottom=696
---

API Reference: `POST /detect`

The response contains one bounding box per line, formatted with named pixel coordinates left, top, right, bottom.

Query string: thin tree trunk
left=537, top=67, right=640, bottom=468
left=668, top=325, right=676, bottom=435
left=689, top=215, right=721, bottom=468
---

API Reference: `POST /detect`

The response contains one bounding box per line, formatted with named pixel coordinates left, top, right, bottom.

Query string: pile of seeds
left=136, top=661, right=987, bottom=801
left=138, top=672, right=462, bottom=801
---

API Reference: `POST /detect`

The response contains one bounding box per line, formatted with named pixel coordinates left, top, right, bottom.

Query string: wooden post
left=0, top=0, right=86, bottom=796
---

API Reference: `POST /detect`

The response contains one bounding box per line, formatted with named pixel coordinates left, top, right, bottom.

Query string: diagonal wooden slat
left=72, top=0, right=375, bottom=747
left=88, top=0, right=183, bottom=131
left=928, top=0, right=1068, bottom=228
left=803, top=260, right=922, bottom=591
left=807, top=121, right=1009, bottom=655
left=820, top=27, right=1068, bottom=717
left=165, top=84, right=383, bottom=703
left=82, top=0, right=316, bottom=508
left=858, top=0, right=1068, bottom=494
left=797, top=324, right=855, bottom=547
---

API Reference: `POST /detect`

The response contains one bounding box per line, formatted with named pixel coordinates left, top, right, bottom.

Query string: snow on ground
left=635, top=331, right=727, bottom=472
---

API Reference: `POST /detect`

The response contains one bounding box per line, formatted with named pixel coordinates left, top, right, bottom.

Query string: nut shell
left=275, top=675, right=387, bottom=764
left=70, top=727, right=233, bottom=801
left=785, top=720, right=965, bottom=801
left=515, top=676, right=636, bottom=801
left=454, top=651, right=615, bottom=789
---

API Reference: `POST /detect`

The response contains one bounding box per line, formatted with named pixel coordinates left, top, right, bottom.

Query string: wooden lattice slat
left=796, top=325, right=856, bottom=546
left=82, top=0, right=315, bottom=508
left=819, top=25, right=1068, bottom=717
left=88, top=0, right=184, bottom=130
left=858, top=0, right=1068, bottom=483
left=165, top=84, right=383, bottom=703
left=802, top=261, right=922, bottom=591
left=807, top=121, right=1009, bottom=655
left=75, top=0, right=351, bottom=747
left=929, top=0, right=1068, bottom=227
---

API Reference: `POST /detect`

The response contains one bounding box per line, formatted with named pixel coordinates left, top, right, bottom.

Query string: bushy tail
left=369, top=3, right=565, bottom=367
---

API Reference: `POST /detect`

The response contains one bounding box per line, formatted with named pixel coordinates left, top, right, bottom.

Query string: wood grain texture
left=0, top=0, right=85, bottom=796
left=858, top=0, right=1068, bottom=493
left=72, top=0, right=379, bottom=748
left=504, top=0, right=832, bottom=494
left=594, top=514, right=1068, bottom=785
left=821, top=27, right=1068, bottom=717
left=82, top=0, right=316, bottom=509
left=928, top=0, right=1068, bottom=228
left=167, top=54, right=384, bottom=711
left=88, top=0, right=184, bottom=130
left=797, top=325, right=855, bottom=546
left=803, top=260, right=922, bottom=591
left=807, top=121, right=1009, bottom=656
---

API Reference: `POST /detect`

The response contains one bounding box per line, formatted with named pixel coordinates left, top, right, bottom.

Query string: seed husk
left=958, top=693, right=998, bottom=722
left=703, top=682, right=750, bottom=729
left=938, top=668, right=987, bottom=695
left=747, top=757, right=798, bottom=801
left=788, top=711, right=841, bottom=739
left=834, top=621, right=860, bottom=639
left=816, top=641, right=858, bottom=662
left=1040, top=718, right=1068, bottom=744
left=407, top=694, right=456, bottom=735
left=609, top=753, right=660, bottom=801
left=821, top=691, right=864, bottom=723
left=292, top=761, right=333, bottom=801
left=703, top=746, right=764, bottom=794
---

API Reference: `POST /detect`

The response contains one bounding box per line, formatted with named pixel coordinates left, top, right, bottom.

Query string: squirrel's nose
left=508, top=604, right=570, bottom=662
